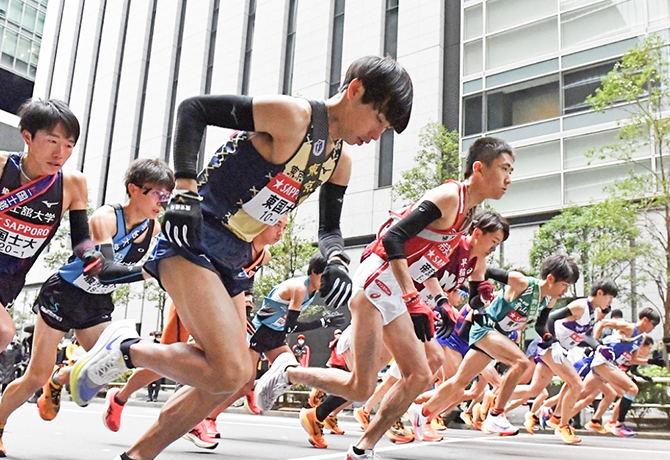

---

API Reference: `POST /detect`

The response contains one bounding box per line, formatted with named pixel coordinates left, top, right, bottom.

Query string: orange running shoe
left=431, top=417, right=447, bottom=431
left=555, top=425, right=581, bottom=444
left=300, top=408, right=327, bottom=448
left=308, top=387, right=326, bottom=408
left=324, top=414, right=344, bottom=435
left=384, top=418, right=414, bottom=444
left=421, top=422, right=444, bottom=442
left=37, top=367, right=62, bottom=421
left=354, top=406, right=371, bottom=431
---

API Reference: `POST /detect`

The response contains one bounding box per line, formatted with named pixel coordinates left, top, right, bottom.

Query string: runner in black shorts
left=0, top=158, right=173, bottom=457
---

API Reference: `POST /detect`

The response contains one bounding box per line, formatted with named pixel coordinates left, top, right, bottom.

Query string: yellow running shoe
left=555, top=425, right=581, bottom=444
left=585, top=420, right=608, bottom=434
left=385, top=418, right=414, bottom=444
left=523, top=411, right=538, bottom=434
left=431, top=417, right=447, bottom=431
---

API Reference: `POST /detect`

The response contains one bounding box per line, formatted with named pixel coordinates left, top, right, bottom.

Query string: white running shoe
left=345, top=445, right=383, bottom=460
left=481, top=411, right=519, bottom=436
left=406, top=403, right=428, bottom=441
left=253, top=351, right=297, bottom=412
left=70, top=320, right=139, bottom=406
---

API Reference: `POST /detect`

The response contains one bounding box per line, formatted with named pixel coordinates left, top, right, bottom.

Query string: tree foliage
left=586, top=34, right=670, bottom=337
left=392, top=122, right=460, bottom=204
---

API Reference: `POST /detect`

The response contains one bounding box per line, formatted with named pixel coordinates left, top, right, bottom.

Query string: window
left=561, top=0, right=644, bottom=49
left=563, top=60, right=617, bottom=115
left=328, top=0, right=345, bottom=97
left=463, top=94, right=482, bottom=136
left=486, top=74, right=560, bottom=131
left=486, top=17, right=558, bottom=70
left=241, top=0, right=256, bottom=95
left=378, top=0, right=398, bottom=188
left=282, top=0, right=298, bottom=95
left=204, top=0, right=220, bottom=95
left=486, top=0, right=557, bottom=35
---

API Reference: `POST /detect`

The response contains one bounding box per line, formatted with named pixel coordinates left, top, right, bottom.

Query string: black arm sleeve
left=69, top=210, right=91, bottom=249
left=546, top=307, right=573, bottom=337
left=468, top=280, right=484, bottom=311
left=318, top=182, right=347, bottom=259
left=382, top=200, right=442, bottom=261
left=295, top=319, right=323, bottom=333
left=173, top=95, right=255, bottom=179
left=534, top=306, right=552, bottom=337
left=485, top=267, right=510, bottom=285
left=284, top=309, right=300, bottom=334
left=580, top=335, right=600, bottom=351
left=97, top=244, right=144, bottom=285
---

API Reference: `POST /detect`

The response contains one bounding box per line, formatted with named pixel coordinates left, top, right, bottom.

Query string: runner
left=255, top=137, right=514, bottom=460
left=72, top=55, right=412, bottom=460
left=0, top=158, right=174, bottom=456
left=0, top=99, right=87, bottom=351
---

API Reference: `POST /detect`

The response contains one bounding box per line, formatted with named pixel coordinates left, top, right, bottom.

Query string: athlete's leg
left=592, top=364, right=638, bottom=426
left=0, top=306, right=15, bottom=351
left=0, top=315, right=64, bottom=425
left=504, top=363, right=553, bottom=412
left=53, top=322, right=111, bottom=385
left=355, top=312, right=432, bottom=450
left=543, top=356, right=584, bottom=426
left=415, top=345, right=463, bottom=403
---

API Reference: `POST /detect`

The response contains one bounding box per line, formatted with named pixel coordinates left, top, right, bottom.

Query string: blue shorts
left=441, top=333, right=470, bottom=358
left=144, top=216, right=255, bottom=298
left=574, top=356, right=593, bottom=378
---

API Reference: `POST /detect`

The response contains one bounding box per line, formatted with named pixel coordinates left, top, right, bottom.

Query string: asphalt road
left=4, top=400, right=670, bottom=460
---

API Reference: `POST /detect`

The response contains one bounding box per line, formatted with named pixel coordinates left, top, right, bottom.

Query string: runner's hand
left=550, top=341, right=568, bottom=364
left=320, top=258, right=352, bottom=309
left=434, top=294, right=457, bottom=340
left=477, top=280, right=495, bottom=302
left=403, top=292, right=434, bottom=342
left=74, top=241, right=103, bottom=277
left=321, top=312, right=346, bottom=329
left=162, top=190, right=203, bottom=249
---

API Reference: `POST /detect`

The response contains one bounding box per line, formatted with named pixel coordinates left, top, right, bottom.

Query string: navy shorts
left=144, top=216, right=254, bottom=298
left=0, top=272, right=26, bottom=308
left=35, top=273, right=114, bottom=332
left=442, top=333, right=470, bottom=358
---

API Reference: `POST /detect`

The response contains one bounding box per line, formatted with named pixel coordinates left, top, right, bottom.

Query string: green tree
left=586, top=34, right=670, bottom=337
left=253, top=213, right=319, bottom=301
left=392, top=122, right=460, bottom=204
left=530, top=198, right=643, bottom=301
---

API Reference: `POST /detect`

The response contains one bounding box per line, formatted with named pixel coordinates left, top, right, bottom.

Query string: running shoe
left=481, top=411, right=519, bottom=436
left=585, top=420, right=608, bottom=434
left=253, top=351, right=297, bottom=412
left=37, top=367, right=62, bottom=421
left=103, top=387, right=125, bottom=432
left=204, top=417, right=220, bottom=439
left=0, top=427, right=6, bottom=457
left=300, top=408, right=327, bottom=448
left=70, top=320, right=139, bottom=406
left=384, top=419, right=414, bottom=444
left=182, top=420, right=219, bottom=449
left=421, top=422, right=444, bottom=442
left=546, top=414, right=560, bottom=430
left=431, top=417, right=447, bottom=432
left=407, top=403, right=428, bottom=441
left=354, top=406, right=371, bottom=431
left=523, top=411, right=538, bottom=434
left=324, top=414, right=345, bottom=435
left=555, top=425, right=581, bottom=444
left=472, top=402, right=484, bottom=426
left=609, top=423, right=637, bottom=438
left=460, top=411, right=475, bottom=428
left=345, top=445, right=383, bottom=460
left=604, top=420, right=616, bottom=433
left=309, top=387, right=326, bottom=408
left=244, top=389, right=261, bottom=415
left=481, top=390, right=496, bottom=418
left=538, top=406, right=552, bottom=430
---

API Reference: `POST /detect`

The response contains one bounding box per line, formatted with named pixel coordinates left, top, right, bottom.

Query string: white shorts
left=352, top=253, right=407, bottom=326
left=336, top=325, right=353, bottom=355
left=385, top=360, right=402, bottom=380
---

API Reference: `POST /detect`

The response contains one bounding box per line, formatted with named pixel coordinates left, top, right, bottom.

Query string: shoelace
left=50, top=384, right=62, bottom=405
left=92, top=355, right=124, bottom=383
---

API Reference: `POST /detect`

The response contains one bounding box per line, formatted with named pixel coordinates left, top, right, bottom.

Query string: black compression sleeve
left=173, top=95, right=255, bottom=179
left=382, top=201, right=442, bottom=261
left=295, top=319, right=323, bottom=332
left=580, top=335, right=600, bottom=350
left=468, top=280, right=484, bottom=311
left=486, top=267, right=510, bottom=285
left=284, top=309, right=300, bottom=334
left=318, top=182, right=347, bottom=258
left=69, top=210, right=91, bottom=249
left=546, top=307, right=572, bottom=337
left=97, top=244, right=144, bottom=285
left=534, top=307, right=551, bottom=337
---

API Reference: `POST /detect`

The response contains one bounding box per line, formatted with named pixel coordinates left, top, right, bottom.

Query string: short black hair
left=639, top=307, right=661, bottom=326
left=18, top=99, right=80, bottom=144
left=308, top=253, right=328, bottom=275
left=590, top=277, right=618, bottom=297
left=125, top=158, right=175, bottom=196
left=610, top=308, right=623, bottom=319
left=464, top=137, right=514, bottom=179
left=643, top=336, right=655, bottom=346
left=540, top=254, right=579, bottom=284
left=341, top=55, right=413, bottom=134
left=472, top=210, right=510, bottom=241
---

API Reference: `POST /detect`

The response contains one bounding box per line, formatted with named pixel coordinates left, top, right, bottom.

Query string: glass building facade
left=0, top=0, right=46, bottom=80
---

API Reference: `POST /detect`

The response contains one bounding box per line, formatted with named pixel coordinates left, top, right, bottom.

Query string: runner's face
left=549, top=277, right=572, bottom=298
left=470, top=228, right=505, bottom=258
left=593, top=292, right=614, bottom=310
left=341, top=80, right=391, bottom=146
left=478, top=153, right=514, bottom=200
left=23, top=123, right=75, bottom=176
left=131, top=182, right=170, bottom=219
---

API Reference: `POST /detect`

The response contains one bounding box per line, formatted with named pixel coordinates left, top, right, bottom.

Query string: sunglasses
left=139, top=185, right=171, bottom=202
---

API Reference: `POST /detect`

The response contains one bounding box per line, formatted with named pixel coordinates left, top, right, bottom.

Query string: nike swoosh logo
left=106, top=335, right=123, bottom=351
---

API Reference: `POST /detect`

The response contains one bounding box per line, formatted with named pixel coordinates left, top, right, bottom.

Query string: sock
left=352, top=446, right=365, bottom=456
left=618, top=394, right=635, bottom=423
left=114, top=393, right=126, bottom=406
left=51, top=369, right=62, bottom=388
left=316, top=395, right=347, bottom=422
left=490, top=407, right=502, bottom=416
left=591, top=418, right=601, bottom=424
left=120, top=453, right=133, bottom=460
left=120, top=338, right=142, bottom=369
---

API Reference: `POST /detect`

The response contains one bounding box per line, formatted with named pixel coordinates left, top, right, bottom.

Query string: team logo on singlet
left=313, top=139, right=325, bottom=157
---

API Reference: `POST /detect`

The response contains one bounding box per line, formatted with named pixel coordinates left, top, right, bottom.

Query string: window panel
left=486, top=18, right=558, bottom=70
left=8, top=0, right=21, bottom=23
left=464, top=39, right=482, bottom=75
left=648, top=0, right=670, bottom=25
left=16, top=34, right=29, bottom=63
left=2, top=27, right=16, bottom=56
left=486, top=75, right=560, bottom=131
left=561, top=0, right=645, bottom=49
left=492, top=175, right=562, bottom=214
left=564, top=129, right=649, bottom=169
left=512, top=141, right=561, bottom=179
left=378, top=130, right=394, bottom=187
left=36, top=11, right=44, bottom=35
left=463, top=94, right=482, bottom=136
left=464, top=4, right=482, bottom=40
left=22, top=5, right=36, bottom=32
left=564, top=160, right=650, bottom=204
left=30, top=40, right=38, bottom=65
left=0, top=0, right=7, bottom=16
left=563, top=60, right=618, bottom=114
left=487, top=0, right=557, bottom=35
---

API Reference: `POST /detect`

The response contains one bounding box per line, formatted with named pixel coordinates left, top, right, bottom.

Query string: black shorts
left=144, top=216, right=254, bottom=298
left=0, top=272, right=26, bottom=308
left=35, top=273, right=114, bottom=332
left=248, top=325, right=287, bottom=354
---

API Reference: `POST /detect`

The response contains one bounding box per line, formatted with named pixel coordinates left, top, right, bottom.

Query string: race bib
left=242, top=172, right=298, bottom=225
left=71, top=273, right=117, bottom=295
left=408, top=249, right=450, bottom=284
left=498, top=309, right=527, bottom=332
left=0, top=214, right=52, bottom=259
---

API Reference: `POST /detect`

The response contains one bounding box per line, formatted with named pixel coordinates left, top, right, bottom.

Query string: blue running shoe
left=70, top=320, right=139, bottom=406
